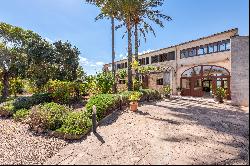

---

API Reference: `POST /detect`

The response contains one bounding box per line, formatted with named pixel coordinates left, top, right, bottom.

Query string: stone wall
left=230, top=36, right=249, bottom=106
left=148, top=72, right=165, bottom=93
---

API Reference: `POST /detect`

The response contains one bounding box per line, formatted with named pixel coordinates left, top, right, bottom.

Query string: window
left=208, top=44, right=214, bottom=53
left=213, top=43, right=218, bottom=52
left=159, top=53, right=168, bottom=62
left=198, top=47, right=205, bottom=55
left=180, top=50, right=188, bottom=59
left=182, top=79, right=190, bottom=89
left=117, top=64, right=121, bottom=69
left=121, top=63, right=124, bottom=69
left=125, top=62, right=127, bottom=68
left=156, top=78, right=163, bottom=85
left=139, top=59, right=142, bottom=65
left=168, top=51, right=175, bottom=60
left=151, top=55, right=159, bottom=63
left=146, top=57, right=150, bottom=64
left=194, top=79, right=202, bottom=91
left=141, top=58, right=146, bottom=65
left=180, top=39, right=230, bottom=59
left=203, top=46, right=208, bottom=54
left=219, top=41, right=226, bottom=51
left=225, top=39, right=230, bottom=50
left=159, top=51, right=175, bottom=62
left=188, top=48, right=197, bottom=57
left=119, top=80, right=126, bottom=84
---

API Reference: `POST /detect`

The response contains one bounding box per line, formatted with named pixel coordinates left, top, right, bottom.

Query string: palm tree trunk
left=134, top=23, right=139, bottom=81
left=111, top=16, right=117, bottom=93
left=1, top=70, right=10, bottom=100
left=127, top=22, right=133, bottom=91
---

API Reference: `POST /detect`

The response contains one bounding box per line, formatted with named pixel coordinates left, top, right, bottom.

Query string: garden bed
left=0, top=118, right=68, bottom=165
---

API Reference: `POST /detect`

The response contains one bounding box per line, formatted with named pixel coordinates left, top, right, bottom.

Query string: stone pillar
left=231, top=36, right=249, bottom=106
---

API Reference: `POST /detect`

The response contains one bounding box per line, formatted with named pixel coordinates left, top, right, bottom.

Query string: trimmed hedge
left=56, top=111, right=92, bottom=135
left=139, top=89, right=162, bottom=101
left=120, top=89, right=162, bottom=102
left=86, top=89, right=162, bottom=122
left=86, top=94, right=120, bottom=122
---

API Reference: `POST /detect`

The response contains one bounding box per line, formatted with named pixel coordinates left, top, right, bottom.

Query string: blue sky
left=0, top=0, right=249, bottom=75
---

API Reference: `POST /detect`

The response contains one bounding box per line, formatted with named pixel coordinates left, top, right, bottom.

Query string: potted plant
left=176, top=87, right=182, bottom=96
left=163, top=85, right=172, bottom=99
left=129, top=91, right=142, bottom=112
left=215, top=87, right=226, bottom=103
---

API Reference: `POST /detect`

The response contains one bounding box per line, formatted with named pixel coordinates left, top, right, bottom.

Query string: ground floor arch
left=180, top=65, right=231, bottom=99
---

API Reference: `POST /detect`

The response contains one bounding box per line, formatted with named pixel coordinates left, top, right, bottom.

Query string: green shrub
left=46, top=80, right=85, bottom=104
left=139, top=89, right=162, bottom=101
left=56, top=111, right=92, bottom=135
left=28, top=102, right=71, bottom=131
left=9, top=78, right=24, bottom=96
left=86, top=94, right=120, bottom=122
left=0, top=100, right=15, bottom=117
left=13, top=97, right=33, bottom=110
left=31, top=93, right=52, bottom=105
left=13, top=93, right=52, bottom=110
left=13, top=109, right=30, bottom=122
left=163, top=85, right=172, bottom=96
left=129, top=91, right=142, bottom=102
left=95, top=72, right=115, bottom=94
left=119, top=89, right=161, bottom=103
left=119, top=91, right=134, bottom=104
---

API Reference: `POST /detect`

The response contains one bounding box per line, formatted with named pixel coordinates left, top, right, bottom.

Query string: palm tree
left=86, top=0, right=119, bottom=93
left=132, top=0, right=172, bottom=80
left=117, top=0, right=140, bottom=91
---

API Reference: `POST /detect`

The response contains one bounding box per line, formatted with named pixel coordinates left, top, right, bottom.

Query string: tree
left=0, top=43, right=27, bottom=99
left=86, top=0, right=119, bottom=93
left=0, top=22, right=85, bottom=95
left=53, top=40, right=80, bottom=81
left=0, top=22, right=42, bottom=98
left=132, top=0, right=171, bottom=80
left=26, top=38, right=56, bottom=91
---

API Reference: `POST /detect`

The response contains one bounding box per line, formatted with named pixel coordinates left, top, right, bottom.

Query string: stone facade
left=230, top=36, right=249, bottom=106
left=107, top=28, right=249, bottom=106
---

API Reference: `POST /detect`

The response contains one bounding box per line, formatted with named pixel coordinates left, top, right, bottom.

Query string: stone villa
left=103, top=28, right=249, bottom=106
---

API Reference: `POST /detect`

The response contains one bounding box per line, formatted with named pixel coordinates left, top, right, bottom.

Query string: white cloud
left=79, top=56, right=89, bottom=65
left=79, top=56, right=105, bottom=67
left=139, top=49, right=154, bottom=55
left=45, top=37, right=53, bottom=43
left=96, top=61, right=104, bottom=66
left=117, top=49, right=154, bottom=61
left=118, top=53, right=127, bottom=60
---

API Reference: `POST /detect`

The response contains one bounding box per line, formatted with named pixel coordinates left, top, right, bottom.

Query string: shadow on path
left=94, top=132, right=105, bottom=144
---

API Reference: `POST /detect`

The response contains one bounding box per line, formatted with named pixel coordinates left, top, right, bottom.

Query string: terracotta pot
left=130, top=102, right=138, bottom=112
left=165, top=94, right=170, bottom=99
left=216, top=96, right=224, bottom=103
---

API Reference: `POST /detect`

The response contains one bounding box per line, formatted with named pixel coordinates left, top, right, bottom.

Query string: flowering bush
left=129, top=91, right=142, bottom=102
left=28, top=102, right=71, bottom=131
left=46, top=80, right=87, bottom=104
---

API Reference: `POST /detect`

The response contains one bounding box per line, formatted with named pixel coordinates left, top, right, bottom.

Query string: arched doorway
left=180, top=65, right=231, bottom=99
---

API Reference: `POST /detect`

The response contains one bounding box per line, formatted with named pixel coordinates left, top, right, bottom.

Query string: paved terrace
left=45, top=98, right=249, bottom=165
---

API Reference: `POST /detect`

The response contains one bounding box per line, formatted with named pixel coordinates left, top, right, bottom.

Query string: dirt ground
left=0, top=119, right=68, bottom=165
left=45, top=98, right=249, bottom=165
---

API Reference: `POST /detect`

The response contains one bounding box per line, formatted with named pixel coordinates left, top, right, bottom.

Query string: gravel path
left=0, top=119, right=68, bottom=165
left=45, top=98, right=249, bottom=165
